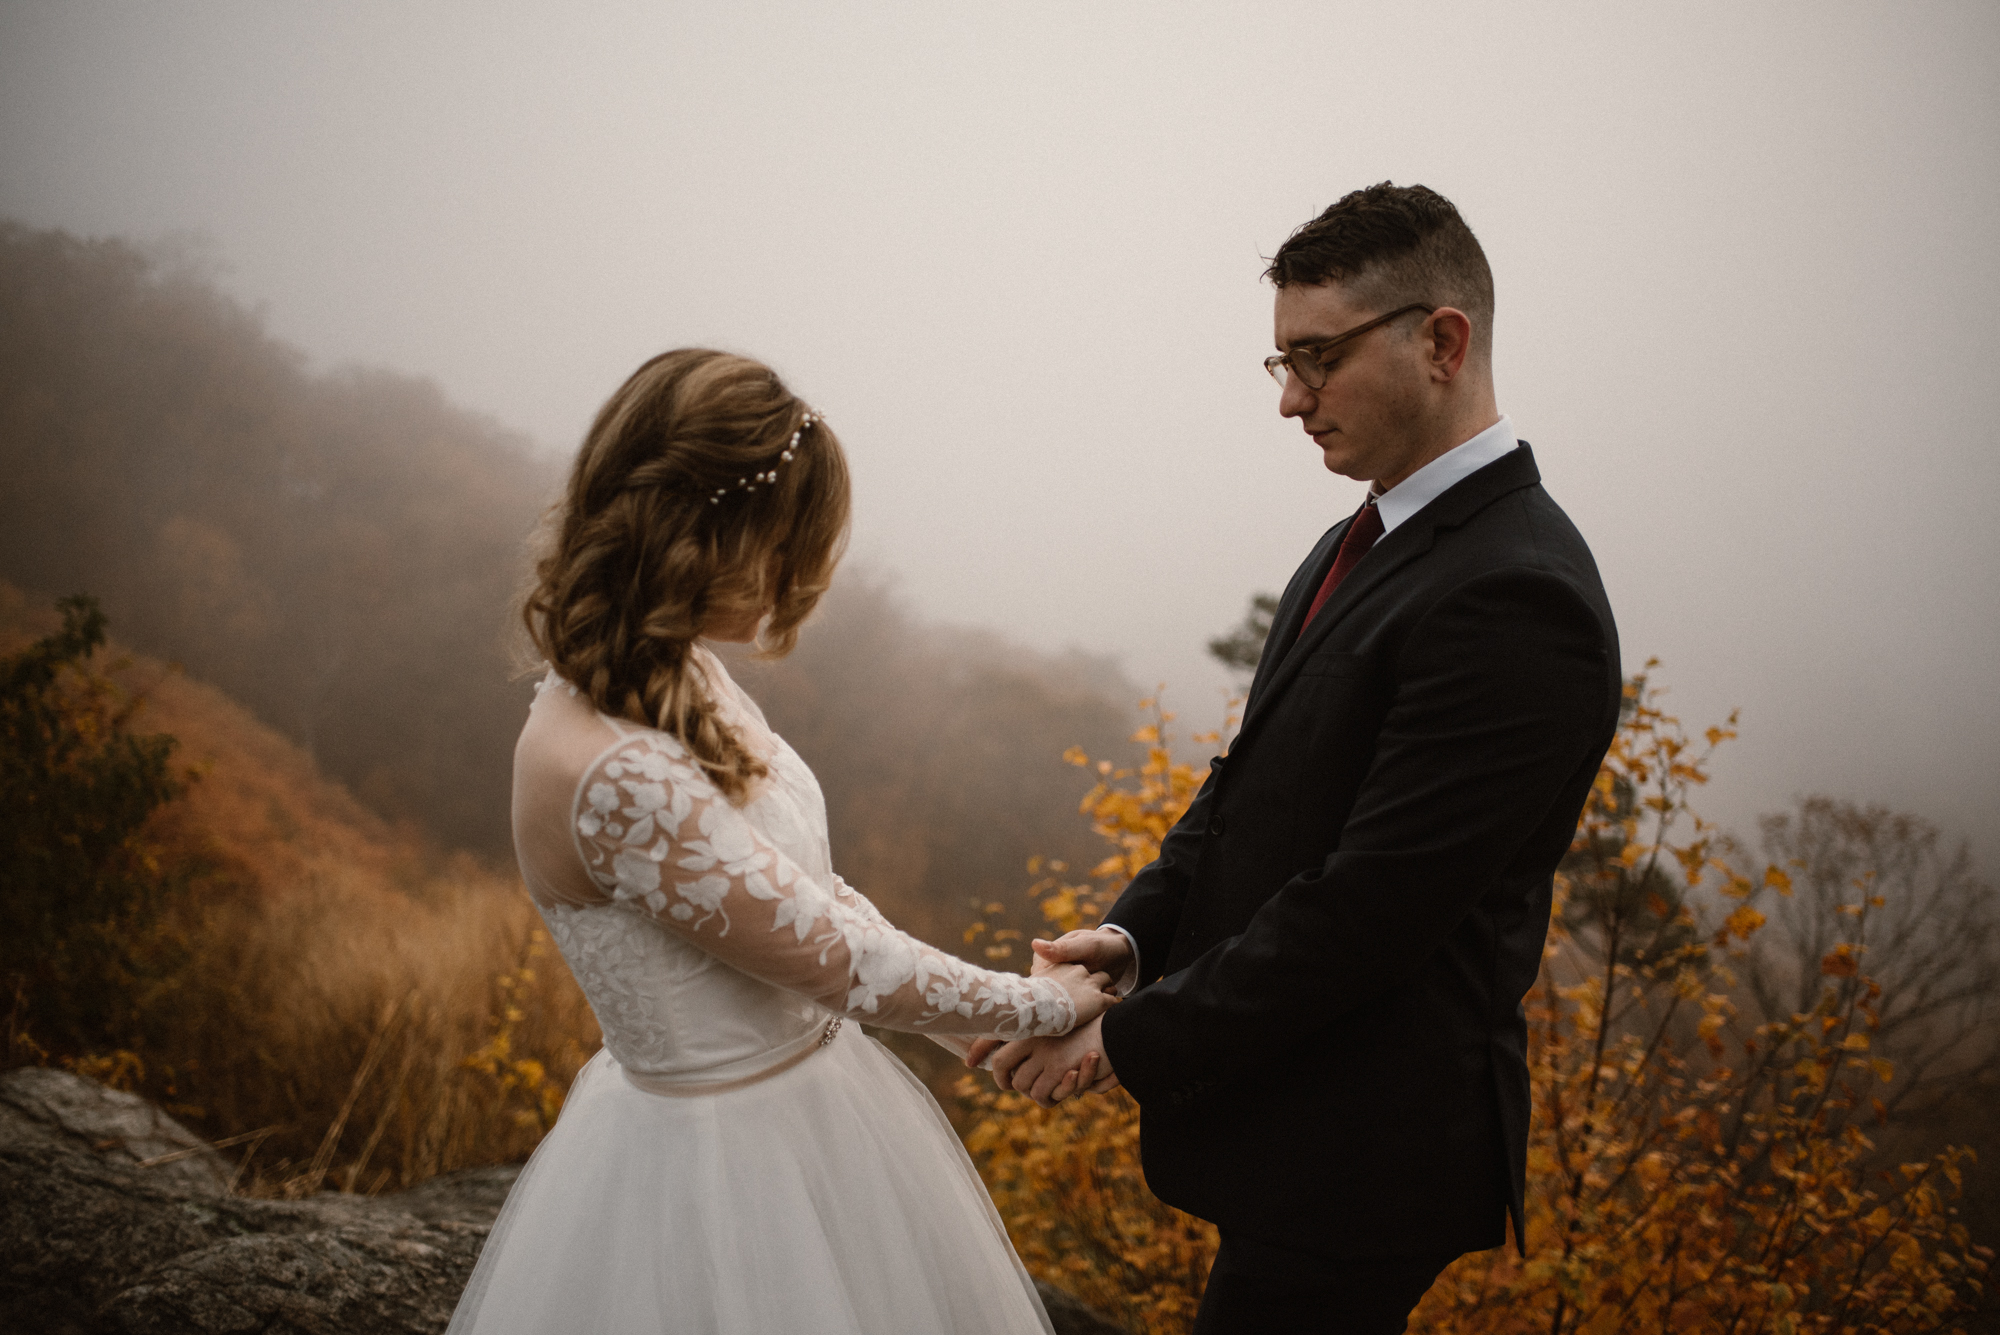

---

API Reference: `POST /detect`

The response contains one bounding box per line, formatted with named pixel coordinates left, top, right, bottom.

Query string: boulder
left=95, top=1218, right=490, bottom=1335
left=1, top=1123, right=492, bottom=1334
left=0, top=1066, right=231, bottom=1195
left=2, top=1069, right=1131, bottom=1334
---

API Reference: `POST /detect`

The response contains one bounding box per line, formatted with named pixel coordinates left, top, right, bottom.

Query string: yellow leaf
left=1723, top=905, right=1766, bottom=941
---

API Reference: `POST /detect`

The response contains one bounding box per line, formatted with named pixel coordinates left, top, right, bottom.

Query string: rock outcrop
left=1, top=1068, right=501, bottom=1335
left=1, top=1068, right=1126, bottom=1334
left=0, top=1065, right=232, bottom=1196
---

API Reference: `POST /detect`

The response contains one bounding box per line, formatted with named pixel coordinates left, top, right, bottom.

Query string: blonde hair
left=524, top=349, right=850, bottom=802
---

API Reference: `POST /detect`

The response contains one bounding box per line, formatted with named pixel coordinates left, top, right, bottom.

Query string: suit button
left=1208, top=812, right=1225, bottom=835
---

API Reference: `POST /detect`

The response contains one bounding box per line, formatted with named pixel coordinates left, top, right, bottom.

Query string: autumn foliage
left=1, top=595, right=190, bottom=1061
left=0, top=589, right=594, bottom=1195
left=6, top=574, right=1990, bottom=1329
left=959, top=698, right=1223, bottom=1331
left=959, top=678, right=1991, bottom=1333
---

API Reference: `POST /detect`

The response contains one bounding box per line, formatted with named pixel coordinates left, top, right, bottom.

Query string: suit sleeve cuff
left=1098, top=924, right=1141, bottom=996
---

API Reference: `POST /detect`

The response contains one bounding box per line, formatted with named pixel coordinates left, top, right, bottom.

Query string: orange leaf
left=1723, top=905, right=1766, bottom=941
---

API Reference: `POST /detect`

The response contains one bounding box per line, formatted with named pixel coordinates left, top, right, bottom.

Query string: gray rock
left=0, top=1134, right=500, bottom=1335
left=3, top=1071, right=1128, bottom=1334
left=0, top=1067, right=231, bottom=1196
left=375, top=1165, right=523, bottom=1227
left=97, top=1221, right=489, bottom=1335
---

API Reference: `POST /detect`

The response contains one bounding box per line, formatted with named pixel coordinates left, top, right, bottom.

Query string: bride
left=446, top=349, right=1116, bottom=1335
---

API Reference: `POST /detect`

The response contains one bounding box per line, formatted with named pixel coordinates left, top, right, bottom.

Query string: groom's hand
left=985, top=1016, right=1117, bottom=1108
left=1029, top=927, right=1132, bottom=980
left=965, top=929, right=1130, bottom=1074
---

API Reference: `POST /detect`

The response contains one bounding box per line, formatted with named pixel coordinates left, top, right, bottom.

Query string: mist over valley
left=0, top=222, right=1143, bottom=945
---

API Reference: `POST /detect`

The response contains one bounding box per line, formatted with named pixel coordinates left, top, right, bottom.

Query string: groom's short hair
left=1266, top=183, right=1495, bottom=359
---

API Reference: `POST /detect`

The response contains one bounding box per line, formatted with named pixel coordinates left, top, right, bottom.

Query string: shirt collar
left=1372, top=416, right=1519, bottom=536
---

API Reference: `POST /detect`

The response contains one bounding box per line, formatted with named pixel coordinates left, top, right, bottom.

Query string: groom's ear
left=1424, top=307, right=1474, bottom=383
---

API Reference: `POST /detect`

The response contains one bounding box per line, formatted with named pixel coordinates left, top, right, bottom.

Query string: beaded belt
left=620, top=1018, right=843, bottom=1099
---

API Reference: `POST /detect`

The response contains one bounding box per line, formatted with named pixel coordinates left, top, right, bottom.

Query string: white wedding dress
left=446, top=648, right=1074, bottom=1335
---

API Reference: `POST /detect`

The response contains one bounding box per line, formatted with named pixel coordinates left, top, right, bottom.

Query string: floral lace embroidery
left=572, top=731, right=1073, bottom=1038
left=536, top=901, right=685, bottom=1071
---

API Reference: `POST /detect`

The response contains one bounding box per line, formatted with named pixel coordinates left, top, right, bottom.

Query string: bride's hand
left=963, top=965, right=1116, bottom=1071
left=1046, top=962, right=1118, bottom=1027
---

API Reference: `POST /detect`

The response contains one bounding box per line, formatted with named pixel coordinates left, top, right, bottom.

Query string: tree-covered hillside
left=0, top=221, right=1139, bottom=938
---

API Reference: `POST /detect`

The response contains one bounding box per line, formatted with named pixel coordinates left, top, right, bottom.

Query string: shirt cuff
left=1098, top=924, right=1141, bottom=996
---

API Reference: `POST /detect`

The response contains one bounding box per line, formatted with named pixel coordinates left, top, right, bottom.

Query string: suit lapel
left=1245, top=518, right=1349, bottom=713
left=1236, top=518, right=1435, bottom=746
left=1234, top=444, right=1545, bottom=755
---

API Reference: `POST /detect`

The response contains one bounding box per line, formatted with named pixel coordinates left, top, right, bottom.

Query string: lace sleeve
left=572, top=732, right=1077, bottom=1040
left=825, top=872, right=899, bottom=933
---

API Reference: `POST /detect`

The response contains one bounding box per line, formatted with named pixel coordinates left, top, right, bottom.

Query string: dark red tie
left=1301, top=498, right=1384, bottom=632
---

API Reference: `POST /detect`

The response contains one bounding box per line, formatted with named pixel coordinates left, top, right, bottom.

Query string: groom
left=972, top=183, right=1621, bottom=1333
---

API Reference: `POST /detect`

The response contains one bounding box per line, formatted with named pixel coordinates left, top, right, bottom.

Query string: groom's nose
left=1279, top=376, right=1315, bottom=420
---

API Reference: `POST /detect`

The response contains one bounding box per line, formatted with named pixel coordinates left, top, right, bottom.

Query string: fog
left=0, top=226, right=1143, bottom=949
left=3, top=2, right=1996, bottom=866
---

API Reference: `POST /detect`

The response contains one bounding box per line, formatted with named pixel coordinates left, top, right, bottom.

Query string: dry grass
left=165, top=867, right=597, bottom=1197
left=3, top=584, right=599, bottom=1195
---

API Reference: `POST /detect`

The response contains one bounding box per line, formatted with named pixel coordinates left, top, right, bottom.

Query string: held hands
left=964, top=928, right=1133, bottom=1107
left=1030, top=926, right=1134, bottom=982
left=1044, top=962, right=1119, bottom=1029
left=984, top=1017, right=1117, bottom=1108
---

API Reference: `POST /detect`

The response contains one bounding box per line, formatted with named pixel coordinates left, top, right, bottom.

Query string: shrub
left=959, top=675, right=1991, bottom=1334
left=0, top=594, right=192, bottom=1061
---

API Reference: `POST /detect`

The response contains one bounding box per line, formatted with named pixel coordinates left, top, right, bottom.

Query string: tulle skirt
left=446, top=1026, right=1053, bottom=1335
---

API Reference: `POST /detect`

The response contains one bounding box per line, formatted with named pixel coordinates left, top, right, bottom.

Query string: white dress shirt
left=1093, top=417, right=1521, bottom=997
left=1373, top=415, right=1518, bottom=533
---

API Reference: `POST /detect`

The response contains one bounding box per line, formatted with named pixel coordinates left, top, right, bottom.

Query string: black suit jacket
left=1099, top=443, right=1620, bottom=1259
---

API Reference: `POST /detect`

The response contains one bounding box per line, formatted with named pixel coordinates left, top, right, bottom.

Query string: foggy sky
left=3, top=2, right=1997, bottom=870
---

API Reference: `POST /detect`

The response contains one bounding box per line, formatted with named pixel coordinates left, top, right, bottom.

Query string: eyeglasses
left=1263, top=303, right=1436, bottom=391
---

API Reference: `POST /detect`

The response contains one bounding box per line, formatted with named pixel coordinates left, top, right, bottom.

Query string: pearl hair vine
left=709, top=410, right=821, bottom=504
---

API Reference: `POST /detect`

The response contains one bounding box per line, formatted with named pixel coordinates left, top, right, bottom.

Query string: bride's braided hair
left=523, top=349, right=850, bottom=803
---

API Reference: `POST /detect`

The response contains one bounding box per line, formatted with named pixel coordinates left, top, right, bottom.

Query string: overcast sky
left=4, top=1, right=1996, bottom=871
